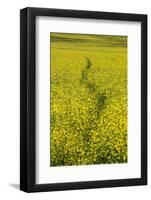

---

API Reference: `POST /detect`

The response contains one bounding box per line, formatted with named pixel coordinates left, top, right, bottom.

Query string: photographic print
left=50, top=33, right=128, bottom=166
left=20, top=7, right=147, bottom=192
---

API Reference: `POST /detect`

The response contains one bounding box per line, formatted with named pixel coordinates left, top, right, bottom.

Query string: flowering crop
left=50, top=33, right=127, bottom=166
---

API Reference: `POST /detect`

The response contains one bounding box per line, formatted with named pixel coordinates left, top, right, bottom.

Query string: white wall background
left=0, top=0, right=150, bottom=199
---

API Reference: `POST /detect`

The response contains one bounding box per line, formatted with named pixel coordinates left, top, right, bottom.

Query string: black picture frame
left=20, top=7, right=147, bottom=193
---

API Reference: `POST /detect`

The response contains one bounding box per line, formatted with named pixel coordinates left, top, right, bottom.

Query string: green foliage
left=50, top=33, right=128, bottom=166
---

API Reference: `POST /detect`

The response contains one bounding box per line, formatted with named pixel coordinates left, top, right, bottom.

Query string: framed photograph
left=20, top=7, right=147, bottom=192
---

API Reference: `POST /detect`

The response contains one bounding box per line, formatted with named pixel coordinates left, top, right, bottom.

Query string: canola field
left=50, top=33, right=127, bottom=166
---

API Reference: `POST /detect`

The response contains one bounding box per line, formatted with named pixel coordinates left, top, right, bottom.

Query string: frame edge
left=20, top=8, right=28, bottom=192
